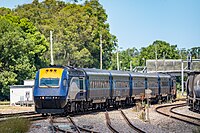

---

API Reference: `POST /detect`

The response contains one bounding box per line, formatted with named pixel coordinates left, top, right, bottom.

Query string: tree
left=0, top=7, right=12, bottom=16
left=14, top=0, right=117, bottom=69
left=109, top=47, right=139, bottom=70
left=0, top=15, right=48, bottom=98
left=190, top=47, right=200, bottom=59
left=138, top=40, right=180, bottom=66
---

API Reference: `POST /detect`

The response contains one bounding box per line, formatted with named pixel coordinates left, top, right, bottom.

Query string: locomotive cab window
left=39, top=78, right=59, bottom=87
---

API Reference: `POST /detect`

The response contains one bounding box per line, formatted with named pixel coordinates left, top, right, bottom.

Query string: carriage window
left=79, top=78, right=83, bottom=90
left=63, top=79, right=67, bottom=87
left=134, top=80, right=145, bottom=87
left=115, top=81, right=129, bottom=88
left=161, top=81, right=169, bottom=86
left=90, top=80, right=109, bottom=88
left=148, top=80, right=158, bottom=87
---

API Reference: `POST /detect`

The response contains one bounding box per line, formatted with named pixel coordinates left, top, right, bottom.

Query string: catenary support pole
left=100, top=33, right=102, bottom=69
left=117, top=47, right=119, bottom=70
left=50, top=31, right=54, bottom=65
left=181, top=59, right=184, bottom=95
left=130, top=60, right=132, bottom=71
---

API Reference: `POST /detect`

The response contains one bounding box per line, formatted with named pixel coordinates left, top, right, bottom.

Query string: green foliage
left=0, top=117, right=30, bottom=133
left=0, top=15, right=48, bottom=97
left=109, top=47, right=139, bottom=70
left=0, top=7, right=12, bottom=16
left=138, top=40, right=180, bottom=66
left=0, top=0, right=199, bottom=100
left=190, top=47, right=200, bottom=59
left=14, top=0, right=117, bottom=69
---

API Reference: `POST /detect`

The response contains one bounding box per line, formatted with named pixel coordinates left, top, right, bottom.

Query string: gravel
left=73, top=111, right=111, bottom=133
left=27, top=102, right=200, bottom=133
left=28, top=119, right=50, bottom=133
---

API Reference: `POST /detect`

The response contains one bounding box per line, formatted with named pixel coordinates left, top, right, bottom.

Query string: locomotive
left=186, top=71, right=200, bottom=112
left=33, top=66, right=176, bottom=114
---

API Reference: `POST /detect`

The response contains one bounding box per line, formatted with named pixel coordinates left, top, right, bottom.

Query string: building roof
left=10, top=85, right=33, bottom=89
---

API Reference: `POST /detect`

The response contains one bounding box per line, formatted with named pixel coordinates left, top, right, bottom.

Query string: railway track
left=105, top=111, right=119, bottom=133
left=68, top=116, right=99, bottom=133
left=0, top=111, right=36, bottom=118
left=105, top=110, right=146, bottom=133
left=156, top=102, right=200, bottom=126
left=0, top=111, right=47, bottom=122
left=120, top=109, right=145, bottom=133
left=49, top=115, right=99, bottom=133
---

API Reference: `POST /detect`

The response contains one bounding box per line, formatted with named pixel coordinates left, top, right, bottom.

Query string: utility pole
left=155, top=43, right=158, bottom=72
left=50, top=31, right=54, bottom=65
left=181, top=59, right=184, bottom=95
left=117, top=46, right=119, bottom=70
left=100, top=33, right=102, bottom=69
left=130, top=60, right=132, bottom=71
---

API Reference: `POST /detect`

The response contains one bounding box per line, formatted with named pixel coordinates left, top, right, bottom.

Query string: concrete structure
left=146, top=59, right=200, bottom=95
left=146, top=59, right=200, bottom=74
left=10, top=80, right=34, bottom=106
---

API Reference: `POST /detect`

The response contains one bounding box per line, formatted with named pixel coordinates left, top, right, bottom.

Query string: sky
left=0, top=0, right=200, bottom=50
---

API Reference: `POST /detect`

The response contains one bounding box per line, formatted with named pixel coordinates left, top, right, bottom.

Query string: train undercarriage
left=35, top=94, right=175, bottom=115
left=187, top=96, right=200, bottom=113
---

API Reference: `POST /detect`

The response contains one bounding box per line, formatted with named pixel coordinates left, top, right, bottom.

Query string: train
left=33, top=66, right=176, bottom=114
left=186, top=71, right=200, bottom=113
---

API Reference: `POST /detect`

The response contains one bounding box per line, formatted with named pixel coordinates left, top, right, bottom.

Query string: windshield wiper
left=40, top=82, right=51, bottom=88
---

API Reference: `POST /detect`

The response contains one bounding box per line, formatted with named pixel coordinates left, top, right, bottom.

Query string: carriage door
left=79, top=77, right=85, bottom=99
left=69, top=77, right=86, bottom=100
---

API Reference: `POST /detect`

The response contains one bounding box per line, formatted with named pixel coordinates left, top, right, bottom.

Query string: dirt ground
left=0, top=105, right=34, bottom=114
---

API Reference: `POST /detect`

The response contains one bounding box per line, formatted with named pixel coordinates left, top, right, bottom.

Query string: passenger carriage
left=33, top=66, right=176, bottom=114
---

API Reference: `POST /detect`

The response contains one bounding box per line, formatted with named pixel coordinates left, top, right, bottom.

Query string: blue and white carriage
left=33, top=66, right=176, bottom=114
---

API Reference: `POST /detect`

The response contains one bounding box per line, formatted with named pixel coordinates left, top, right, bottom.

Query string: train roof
left=158, top=73, right=171, bottom=78
left=109, top=70, right=130, bottom=77
left=81, top=68, right=150, bottom=77
left=81, top=68, right=110, bottom=76
left=130, top=72, right=148, bottom=77
left=81, top=68, right=130, bottom=76
left=67, top=68, right=171, bottom=78
left=145, top=73, right=159, bottom=78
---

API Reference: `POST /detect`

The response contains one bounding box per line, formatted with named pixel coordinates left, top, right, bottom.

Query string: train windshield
left=39, top=78, right=60, bottom=87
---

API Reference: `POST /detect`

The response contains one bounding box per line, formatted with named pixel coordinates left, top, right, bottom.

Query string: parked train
left=33, top=66, right=176, bottom=114
left=186, top=71, right=200, bottom=112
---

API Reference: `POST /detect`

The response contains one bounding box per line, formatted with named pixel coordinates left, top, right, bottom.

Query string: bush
left=0, top=117, right=30, bottom=133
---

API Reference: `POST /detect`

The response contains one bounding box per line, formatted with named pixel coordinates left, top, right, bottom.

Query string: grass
left=0, top=101, right=10, bottom=105
left=192, top=127, right=200, bottom=133
left=138, top=110, right=146, bottom=121
left=176, top=90, right=187, bottom=99
left=0, top=117, right=31, bottom=133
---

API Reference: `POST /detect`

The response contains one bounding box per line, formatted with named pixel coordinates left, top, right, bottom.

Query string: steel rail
left=49, top=116, right=75, bottom=133
left=170, top=105, right=200, bottom=121
left=155, top=103, right=200, bottom=126
left=0, top=111, right=36, bottom=118
left=105, top=111, right=119, bottom=133
left=120, top=109, right=145, bottom=133
left=0, top=113, right=47, bottom=123
left=78, top=126, right=100, bottom=133
left=67, top=116, right=81, bottom=133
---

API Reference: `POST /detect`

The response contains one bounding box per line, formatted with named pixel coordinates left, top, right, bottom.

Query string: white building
left=10, top=80, right=34, bottom=106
